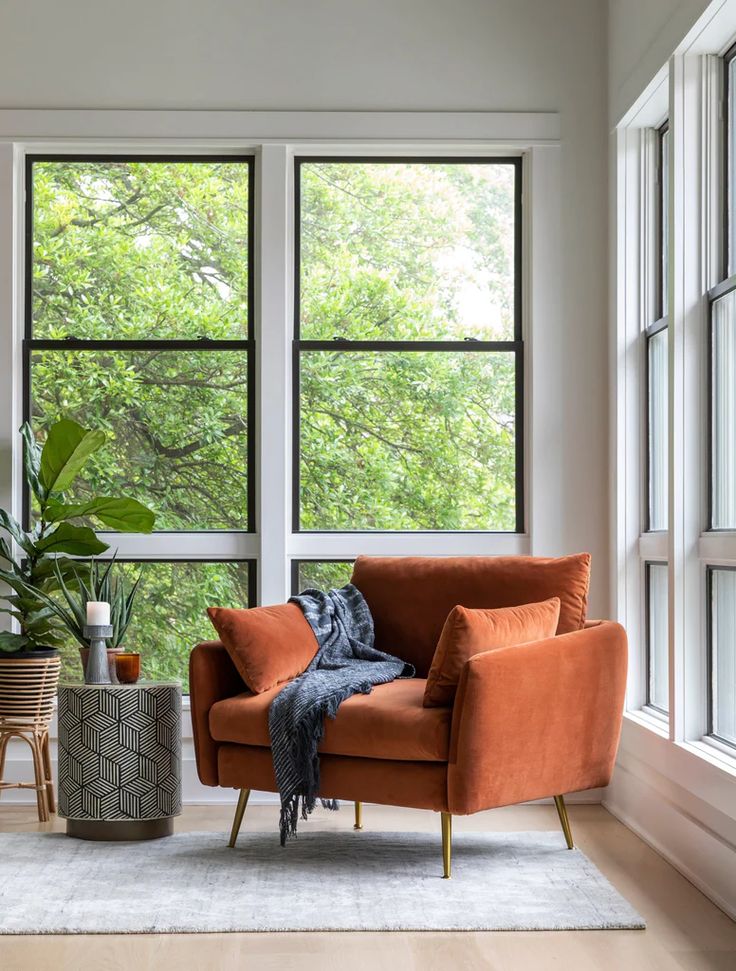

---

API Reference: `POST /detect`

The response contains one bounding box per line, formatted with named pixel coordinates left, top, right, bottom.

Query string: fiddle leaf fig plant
left=0, top=419, right=155, bottom=654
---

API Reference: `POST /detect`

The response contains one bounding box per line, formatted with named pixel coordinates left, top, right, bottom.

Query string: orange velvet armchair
left=190, top=555, right=628, bottom=877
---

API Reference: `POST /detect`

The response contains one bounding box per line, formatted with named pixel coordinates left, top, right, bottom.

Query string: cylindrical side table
left=57, top=681, right=181, bottom=841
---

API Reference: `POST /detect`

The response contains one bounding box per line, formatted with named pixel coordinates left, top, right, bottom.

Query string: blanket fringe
left=279, top=795, right=340, bottom=846
left=272, top=585, right=413, bottom=845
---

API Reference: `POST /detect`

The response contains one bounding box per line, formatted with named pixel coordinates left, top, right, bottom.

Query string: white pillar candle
left=86, top=601, right=110, bottom=626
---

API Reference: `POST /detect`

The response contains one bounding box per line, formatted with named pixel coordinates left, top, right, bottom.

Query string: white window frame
left=0, top=110, right=561, bottom=802
left=613, top=9, right=736, bottom=913
left=614, top=22, right=736, bottom=797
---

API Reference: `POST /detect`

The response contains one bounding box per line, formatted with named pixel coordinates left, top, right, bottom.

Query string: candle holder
left=83, top=625, right=114, bottom=685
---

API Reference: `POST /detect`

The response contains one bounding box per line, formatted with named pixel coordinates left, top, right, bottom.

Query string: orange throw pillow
left=423, top=597, right=561, bottom=708
left=207, top=604, right=318, bottom=695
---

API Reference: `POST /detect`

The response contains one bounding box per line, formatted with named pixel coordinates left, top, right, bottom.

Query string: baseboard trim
left=604, top=763, right=736, bottom=921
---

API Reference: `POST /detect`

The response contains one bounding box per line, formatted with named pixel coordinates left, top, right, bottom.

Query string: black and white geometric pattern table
left=57, top=681, right=181, bottom=841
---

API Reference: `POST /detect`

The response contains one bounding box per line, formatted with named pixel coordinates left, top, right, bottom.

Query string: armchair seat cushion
left=209, top=677, right=451, bottom=762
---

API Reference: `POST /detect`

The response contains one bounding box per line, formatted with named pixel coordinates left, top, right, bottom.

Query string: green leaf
left=0, top=510, right=34, bottom=556
left=0, top=567, right=34, bottom=596
left=24, top=571, right=86, bottom=646
left=6, top=594, right=42, bottom=613
left=0, top=631, right=31, bottom=653
left=0, top=607, right=24, bottom=622
left=45, top=497, right=155, bottom=532
left=24, top=607, right=60, bottom=634
left=39, top=419, right=106, bottom=494
left=20, top=422, right=45, bottom=504
left=53, top=559, right=87, bottom=631
left=0, top=536, right=20, bottom=568
left=35, top=523, right=108, bottom=556
left=30, top=555, right=78, bottom=582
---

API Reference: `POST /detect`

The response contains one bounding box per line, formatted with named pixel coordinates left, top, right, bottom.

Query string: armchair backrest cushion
left=207, top=604, right=318, bottom=694
left=423, top=597, right=561, bottom=707
left=351, top=554, right=590, bottom=676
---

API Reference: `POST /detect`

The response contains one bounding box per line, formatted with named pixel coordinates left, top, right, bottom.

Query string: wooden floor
left=0, top=802, right=734, bottom=970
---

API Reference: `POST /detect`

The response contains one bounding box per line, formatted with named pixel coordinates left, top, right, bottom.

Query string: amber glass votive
left=114, top=652, right=141, bottom=684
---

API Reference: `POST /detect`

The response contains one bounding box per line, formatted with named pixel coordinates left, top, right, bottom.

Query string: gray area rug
left=0, top=831, right=644, bottom=933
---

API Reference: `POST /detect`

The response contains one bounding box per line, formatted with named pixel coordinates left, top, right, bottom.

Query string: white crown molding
left=0, top=109, right=560, bottom=146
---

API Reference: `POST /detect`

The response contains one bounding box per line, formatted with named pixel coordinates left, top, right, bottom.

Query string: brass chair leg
left=228, top=788, right=250, bottom=848
left=554, top=794, right=574, bottom=849
left=441, top=812, right=452, bottom=879
left=353, top=801, right=363, bottom=830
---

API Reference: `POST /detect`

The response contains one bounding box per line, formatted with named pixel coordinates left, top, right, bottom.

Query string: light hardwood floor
left=0, top=801, right=734, bottom=970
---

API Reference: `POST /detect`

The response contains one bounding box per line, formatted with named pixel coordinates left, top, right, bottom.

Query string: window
left=708, top=567, right=736, bottom=748
left=712, top=49, right=736, bottom=532
left=646, top=123, right=670, bottom=532
left=21, top=147, right=532, bottom=689
left=293, top=158, right=522, bottom=533
left=710, top=281, right=736, bottom=529
left=726, top=45, right=736, bottom=276
left=291, top=560, right=355, bottom=595
left=660, top=124, right=670, bottom=320
left=25, top=156, right=255, bottom=682
left=647, top=328, right=668, bottom=530
left=697, top=46, right=736, bottom=745
left=641, top=123, right=670, bottom=720
left=645, top=562, right=669, bottom=714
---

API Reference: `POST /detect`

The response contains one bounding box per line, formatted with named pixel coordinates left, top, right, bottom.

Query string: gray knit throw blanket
left=268, top=584, right=414, bottom=846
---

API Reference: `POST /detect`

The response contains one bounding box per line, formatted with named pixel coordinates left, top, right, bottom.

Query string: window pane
left=647, top=562, right=669, bottom=714
left=729, top=58, right=736, bottom=275
left=648, top=328, right=668, bottom=530
left=299, top=350, right=516, bottom=530
left=712, top=290, right=736, bottom=528
left=660, top=127, right=669, bottom=317
left=31, top=159, right=250, bottom=340
left=56, top=561, right=251, bottom=692
left=293, top=560, right=355, bottom=594
left=31, top=349, right=249, bottom=529
left=710, top=569, right=736, bottom=747
left=299, top=160, right=517, bottom=341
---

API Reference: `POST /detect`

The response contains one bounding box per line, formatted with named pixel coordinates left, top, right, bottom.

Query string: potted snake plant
left=33, top=557, right=142, bottom=678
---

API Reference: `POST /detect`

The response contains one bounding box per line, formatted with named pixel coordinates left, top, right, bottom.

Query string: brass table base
left=66, top=817, right=174, bottom=841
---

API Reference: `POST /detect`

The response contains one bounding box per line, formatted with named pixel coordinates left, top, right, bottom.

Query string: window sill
left=617, top=718, right=736, bottom=822
left=680, top=737, right=736, bottom=777
left=624, top=707, right=670, bottom=739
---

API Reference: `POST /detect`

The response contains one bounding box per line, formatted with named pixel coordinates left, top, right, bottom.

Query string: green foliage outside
left=28, top=158, right=517, bottom=685
left=298, top=161, right=517, bottom=530
left=119, top=561, right=250, bottom=692
left=295, top=560, right=355, bottom=595
left=31, top=160, right=250, bottom=530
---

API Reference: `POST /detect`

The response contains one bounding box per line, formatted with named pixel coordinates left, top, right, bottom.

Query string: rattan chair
left=0, top=655, right=60, bottom=822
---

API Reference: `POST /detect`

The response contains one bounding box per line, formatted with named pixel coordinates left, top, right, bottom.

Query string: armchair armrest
left=189, top=641, right=246, bottom=786
left=447, top=620, right=627, bottom=814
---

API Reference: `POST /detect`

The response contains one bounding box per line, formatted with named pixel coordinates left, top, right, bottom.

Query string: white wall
left=0, top=1, right=610, bottom=810
left=608, top=0, right=712, bottom=124
left=0, top=0, right=611, bottom=613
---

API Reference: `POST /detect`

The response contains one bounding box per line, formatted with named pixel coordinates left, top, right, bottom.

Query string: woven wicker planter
left=0, top=653, right=61, bottom=821
left=0, top=653, right=60, bottom=721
